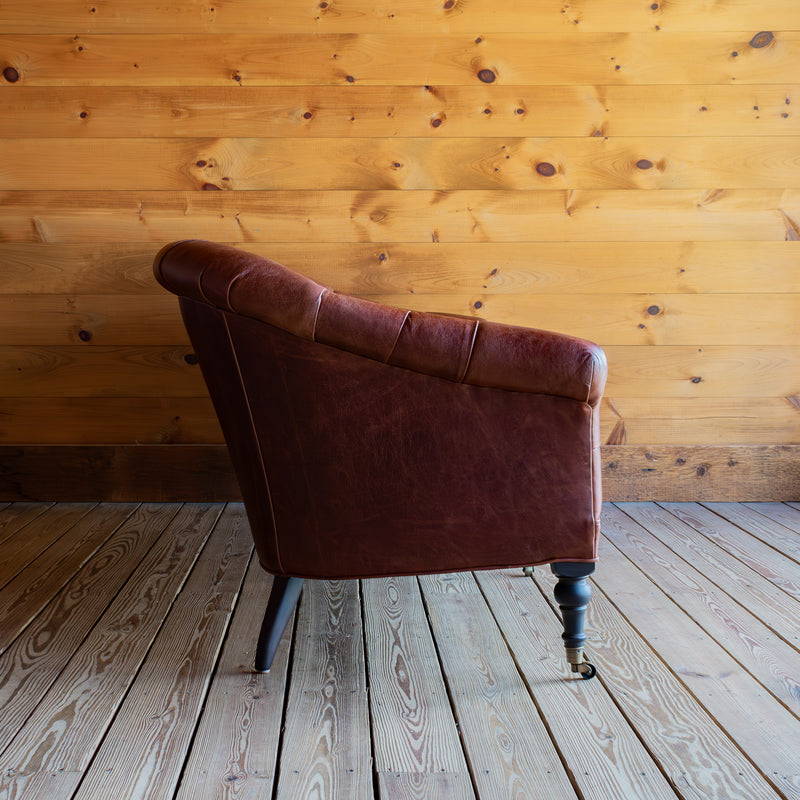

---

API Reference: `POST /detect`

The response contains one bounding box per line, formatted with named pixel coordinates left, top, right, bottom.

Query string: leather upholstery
left=154, top=240, right=607, bottom=579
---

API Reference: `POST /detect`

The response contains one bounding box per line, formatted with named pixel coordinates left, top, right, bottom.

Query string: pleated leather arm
left=154, top=239, right=607, bottom=406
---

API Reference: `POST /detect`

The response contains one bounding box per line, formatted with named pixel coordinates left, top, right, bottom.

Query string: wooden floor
left=0, top=502, right=798, bottom=799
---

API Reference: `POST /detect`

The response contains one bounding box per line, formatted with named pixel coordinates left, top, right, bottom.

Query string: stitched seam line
left=222, top=312, right=284, bottom=574
left=311, top=288, right=327, bottom=342
left=226, top=272, right=244, bottom=312
left=586, top=353, right=595, bottom=406
left=386, top=310, right=411, bottom=363
left=197, top=266, right=213, bottom=306
left=457, top=319, right=480, bottom=383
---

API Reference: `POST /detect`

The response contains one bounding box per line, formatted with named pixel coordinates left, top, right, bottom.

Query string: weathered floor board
left=0, top=502, right=798, bottom=800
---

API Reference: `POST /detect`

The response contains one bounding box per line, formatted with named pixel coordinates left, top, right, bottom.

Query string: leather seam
left=225, top=272, right=244, bottom=312
left=311, top=288, right=327, bottom=342
left=458, top=319, right=480, bottom=383
left=222, top=312, right=284, bottom=574
left=386, top=310, right=411, bottom=363
left=197, top=266, right=213, bottom=306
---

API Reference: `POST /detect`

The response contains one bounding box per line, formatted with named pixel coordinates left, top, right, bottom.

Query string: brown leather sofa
left=154, top=240, right=607, bottom=678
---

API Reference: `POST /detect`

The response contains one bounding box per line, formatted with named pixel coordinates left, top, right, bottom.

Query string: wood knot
left=647, top=304, right=661, bottom=315
left=750, top=31, right=774, bottom=49
left=3, top=66, right=20, bottom=83
left=636, top=159, right=654, bottom=170
left=477, top=68, right=496, bottom=83
left=536, top=162, right=556, bottom=177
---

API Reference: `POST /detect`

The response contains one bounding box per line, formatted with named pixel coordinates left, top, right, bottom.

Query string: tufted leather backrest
left=155, top=240, right=607, bottom=579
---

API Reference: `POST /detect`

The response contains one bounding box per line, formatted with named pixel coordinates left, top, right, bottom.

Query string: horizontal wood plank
left=0, top=295, right=186, bottom=345
left=5, top=136, right=800, bottom=190
left=599, top=397, right=800, bottom=445
left=2, top=190, right=798, bottom=243
left=2, top=32, right=797, bottom=86
left=0, top=346, right=203, bottom=397
left=601, top=445, right=800, bottom=501
left=603, top=345, right=800, bottom=397
left=3, top=241, right=799, bottom=296
left=3, top=85, right=797, bottom=139
left=0, top=398, right=222, bottom=444
left=2, top=0, right=799, bottom=33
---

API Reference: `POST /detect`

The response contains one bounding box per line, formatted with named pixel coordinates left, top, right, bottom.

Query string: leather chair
left=154, top=240, right=607, bottom=679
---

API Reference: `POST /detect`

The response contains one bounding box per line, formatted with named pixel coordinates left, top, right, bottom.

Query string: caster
left=576, top=661, right=597, bottom=680
left=522, top=566, right=534, bottom=577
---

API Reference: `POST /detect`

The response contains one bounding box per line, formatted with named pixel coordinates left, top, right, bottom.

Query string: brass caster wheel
left=522, top=566, right=534, bottom=577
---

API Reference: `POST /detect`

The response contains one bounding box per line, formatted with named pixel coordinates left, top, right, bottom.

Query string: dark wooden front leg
left=550, top=562, right=597, bottom=680
left=254, top=576, right=304, bottom=672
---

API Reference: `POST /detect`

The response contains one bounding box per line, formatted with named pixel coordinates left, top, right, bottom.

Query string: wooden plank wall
left=1, top=1, right=799, bottom=500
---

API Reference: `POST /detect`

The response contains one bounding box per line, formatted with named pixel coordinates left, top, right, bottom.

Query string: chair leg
left=550, top=562, right=597, bottom=680
left=254, top=576, right=304, bottom=673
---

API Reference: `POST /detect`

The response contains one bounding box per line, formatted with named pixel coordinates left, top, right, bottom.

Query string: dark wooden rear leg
left=254, top=576, right=304, bottom=672
left=551, top=562, right=597, bottom=679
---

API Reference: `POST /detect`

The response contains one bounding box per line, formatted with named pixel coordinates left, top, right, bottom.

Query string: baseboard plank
left=1, top=444, right=798, bottom=502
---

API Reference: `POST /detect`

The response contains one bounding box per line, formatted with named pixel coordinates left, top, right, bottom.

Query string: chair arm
left=154, top=239, right=607, bottom=407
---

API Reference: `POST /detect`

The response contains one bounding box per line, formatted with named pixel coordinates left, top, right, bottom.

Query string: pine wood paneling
left=5, top=136, right=800, bottom=190
left=2, top=190, right=798, bottom=243
left=3, top=242, right=798, bottom=295
left=3, top=0, right=800, bottom=34
left=0, top=346, right=202, bottom=397
left=3, top=86, right=798, bottom=139
left=0, top=1, right=798, bottom=500
left=3, top=32, right=798, bottom=86
left=0, top=398, right=221, bottom=444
